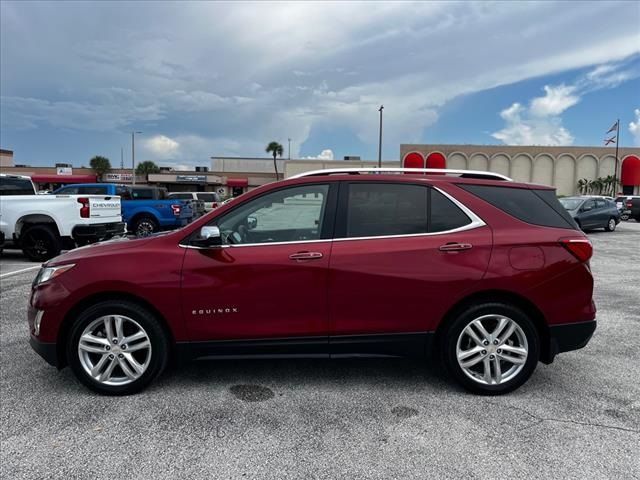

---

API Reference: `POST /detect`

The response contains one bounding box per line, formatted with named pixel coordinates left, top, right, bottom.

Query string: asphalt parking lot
left=1, top=224, right=639, bottom=479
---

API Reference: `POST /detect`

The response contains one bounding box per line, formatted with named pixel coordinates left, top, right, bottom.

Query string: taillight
left=626, top=200, right=633, bottom=208
left=77, top=197, right=90, bottom=218
left=171, top=204, right=181, bottom=216
left=212, top=202, right=219, bottom=208
left=559, top=238, right=593, bottom=263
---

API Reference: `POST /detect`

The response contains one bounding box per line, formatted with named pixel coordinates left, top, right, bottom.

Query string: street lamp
left=377, top=105, right=384, bottom=168
left=131, top=131, right=142, bottom=185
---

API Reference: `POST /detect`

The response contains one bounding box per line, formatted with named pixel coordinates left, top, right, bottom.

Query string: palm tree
left=265, top=141, right=284, bottom=179
left=577, top=178, right=588, bottom=195
left=89, top=155, right=112, bottom=180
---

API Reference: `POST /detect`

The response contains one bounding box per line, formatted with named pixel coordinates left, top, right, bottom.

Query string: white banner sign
left=105, top=173, right=134, bottom=182
left=56, top=167, right=73, bottom=175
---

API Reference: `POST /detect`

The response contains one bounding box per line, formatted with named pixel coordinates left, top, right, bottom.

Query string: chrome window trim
left=179, top=186, right=486, bottom=249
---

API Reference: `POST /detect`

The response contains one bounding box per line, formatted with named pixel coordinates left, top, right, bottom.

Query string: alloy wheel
left=456, top=314, right=528, bottom=386
left=77, top=315, right=152, bottom=386
left=136, top=220, right=156, bottom=237
left=608, top=219, right=616, bottom=231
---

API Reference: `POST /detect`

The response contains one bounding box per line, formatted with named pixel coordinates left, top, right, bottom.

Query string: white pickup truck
left=0, top=174, right=125, bottom=261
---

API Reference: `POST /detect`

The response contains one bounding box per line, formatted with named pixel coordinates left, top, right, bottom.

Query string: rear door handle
left=439, top=242, right=473, bottom=252
left=289, top=251, right=324, bottom=261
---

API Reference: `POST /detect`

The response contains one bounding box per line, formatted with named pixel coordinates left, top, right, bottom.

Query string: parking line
left=0, top=265, right=41, bottom=279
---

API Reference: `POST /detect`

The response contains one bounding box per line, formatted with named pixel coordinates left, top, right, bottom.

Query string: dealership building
left=1, top=144, right=639, bottom=196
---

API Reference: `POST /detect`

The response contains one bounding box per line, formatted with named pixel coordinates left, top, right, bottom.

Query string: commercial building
left=400, top=144, right=640, bottom=195
left=0, top=149, right=15, bottom=168
left=2, top=143, right=638, bottom=196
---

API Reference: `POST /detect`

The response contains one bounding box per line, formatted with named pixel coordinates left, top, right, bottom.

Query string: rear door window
left=345, top=183, right=428, bottom=238
left=0, top=177, right=34, bottom=195
left=78, top=186, right=108, bottom=195
left=341, top=183, right=472, bottom=238
left=459, top=184, right=578, bottom=229
left=169, top=193, right=193, bottom=200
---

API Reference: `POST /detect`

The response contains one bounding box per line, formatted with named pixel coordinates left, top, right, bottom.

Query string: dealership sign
left=56, top=167, right=73, bottom=175
left=105, top=173, right=134, bottom=182
left=176, top=175, right=207, bottom=182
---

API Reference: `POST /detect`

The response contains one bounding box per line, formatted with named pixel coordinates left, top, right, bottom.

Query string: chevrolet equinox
left=29, top=168, right=596, bottom=395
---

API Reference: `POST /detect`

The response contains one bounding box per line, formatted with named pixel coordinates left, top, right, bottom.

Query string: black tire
left=604, top=217, right=617, bottom=232
left=66, top=300, right=170, bottom=395
left=132, top=216, right=158, bottom=237
left=441, top=302, right=539, bottom=395
left=21, top=224, right=61, bottom=261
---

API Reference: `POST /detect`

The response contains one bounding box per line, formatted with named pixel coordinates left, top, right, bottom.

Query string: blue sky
left=1, top=1, right=639, bottom=169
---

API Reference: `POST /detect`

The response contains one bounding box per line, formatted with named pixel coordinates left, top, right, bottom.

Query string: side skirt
left=175, top=332, right=433, bottom=363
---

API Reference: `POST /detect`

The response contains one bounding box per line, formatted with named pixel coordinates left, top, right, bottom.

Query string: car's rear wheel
left=21, top=225, right=61, bottom=261
left=67, top=300, right=169, bottom=395
left=605, top=217, right=617, bottom=232
left=442, top=303, right=539, bottom=395
left=133, top=216, right=158, bottom=237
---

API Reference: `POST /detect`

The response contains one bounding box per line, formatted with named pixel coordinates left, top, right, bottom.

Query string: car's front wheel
left=67, top=300, right=169, bottom=395
left=442, top=303, right=539, bottom=395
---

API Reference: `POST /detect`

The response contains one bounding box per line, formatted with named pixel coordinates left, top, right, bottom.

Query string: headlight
left=32, top=264, right=75, bottom=287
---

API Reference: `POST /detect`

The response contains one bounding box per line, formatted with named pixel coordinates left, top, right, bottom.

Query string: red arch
left=621, top=155, right=640, bottom=186
left=426, top=152, right=446, bottom=169
left=403, top=152, right=424, bottom=169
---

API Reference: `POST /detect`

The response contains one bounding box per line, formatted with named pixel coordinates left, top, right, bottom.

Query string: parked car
left=166, top=192, right=207, bottom=217
left=615, top=195, right=640, bottom=221
left=623, top=196, right=640, bottom=222
left=1, top=174, right=124, bottom=261
left=559, top=196, right=620, bottom=231
left=53, top=184, right=194, bottom=237
left=168, top=192, right=221, bottom=212
left=29, top=168, right=596, bottom=396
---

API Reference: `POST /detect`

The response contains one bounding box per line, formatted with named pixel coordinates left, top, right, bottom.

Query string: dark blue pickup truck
left=53, top=184, right=193, bottom=236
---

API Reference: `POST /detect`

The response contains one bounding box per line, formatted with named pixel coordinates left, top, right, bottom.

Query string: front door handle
left=289, top=251, right=324, bottom=261
left=439, top=242, right=473, bottom=252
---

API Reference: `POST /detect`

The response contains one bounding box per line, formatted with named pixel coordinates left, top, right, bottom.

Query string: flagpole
left=614, top=118, right=620, bottom=196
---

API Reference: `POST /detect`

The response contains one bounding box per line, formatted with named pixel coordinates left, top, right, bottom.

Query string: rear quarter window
left=0, top=177, right=34, bottom=195
left=459, top=184, right=578, bottom=230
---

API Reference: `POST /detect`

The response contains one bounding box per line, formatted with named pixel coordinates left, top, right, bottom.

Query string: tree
left=577, top=178, right=589, bottom=195
left=265, top=141, right=284, bottom=178
left=89, top=155, right=111, bottom=179
left=136, top=160, right=161, bottom=176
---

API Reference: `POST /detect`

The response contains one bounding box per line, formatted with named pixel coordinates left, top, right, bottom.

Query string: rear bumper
left=72, top=222, right=126, bottom=242
left=542, top=320, right=597, bottom=364
left=30, top=336, right=59, bottom=367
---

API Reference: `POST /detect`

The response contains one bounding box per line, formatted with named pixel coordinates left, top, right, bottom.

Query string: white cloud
left=630, top=109, right=640, bottom=146
left=303, top=149, right=334, bottom=160
left=530, top=85, right=580, bottom=117
left=143, top=135, right=180, bottom=158
left=492, top=101, right=574, bottom=146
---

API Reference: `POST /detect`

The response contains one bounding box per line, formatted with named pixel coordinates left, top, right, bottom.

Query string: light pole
left=288, top=138, right=291, bottom=160
left=131, top=131, right=142, bottom=185
left=377, top=105, right=384, bottom=168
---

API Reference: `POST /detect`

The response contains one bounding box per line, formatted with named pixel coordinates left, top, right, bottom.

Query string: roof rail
left=289, top=167, right=513, bottom=181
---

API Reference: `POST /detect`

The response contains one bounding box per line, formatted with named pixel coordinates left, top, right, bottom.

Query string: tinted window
left=131, top=188, right=154, bottom=199
left=559, top=198, right=582, bottom=210
left=595, top=199, right=606, bottom=209
left=459, top=184, right=577, bottom=230
left=583, top=199, right=596, bottom=210
left=0, top=177, right=34, bottom=195
left=169, top=193, right=193, bottom=200
left=116, top=186, right=132, bottom=200
left=57, top=186, right=79, bottom=195
left=197, top=193, right=220, bottom=202
left=216, top=184, right=329, bottom=244
left=346, top=183, right=428, bottom=237
left=430, top=189, right=472, bottom=232
left=78, top=186, right=107, bottom=195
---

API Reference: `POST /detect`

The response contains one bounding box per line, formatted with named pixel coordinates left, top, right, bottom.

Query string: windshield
left=559, top=198, right=582, bottom=210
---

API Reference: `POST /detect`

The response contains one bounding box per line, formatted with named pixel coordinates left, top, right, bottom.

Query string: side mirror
left=582, top=205, right=592, bottom=212
left=247, top=216, right=258, bottom=230
left=191, top=226, right=222, bottom=248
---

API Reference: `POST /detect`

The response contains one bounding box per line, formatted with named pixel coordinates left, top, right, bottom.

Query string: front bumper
left=542, top=320, right=597, bottom=364
left=30, top=336, right=58, bottom=367
left=72, top=222, right=126, bottom=242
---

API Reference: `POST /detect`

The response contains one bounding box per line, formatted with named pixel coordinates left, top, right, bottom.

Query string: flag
left=606, top=121, right=619, bottom=134
left=604, top=137, right=616, bottom=146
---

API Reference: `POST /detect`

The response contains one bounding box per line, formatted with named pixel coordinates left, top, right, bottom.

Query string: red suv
left=28, top=168, right=596, bottom=395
